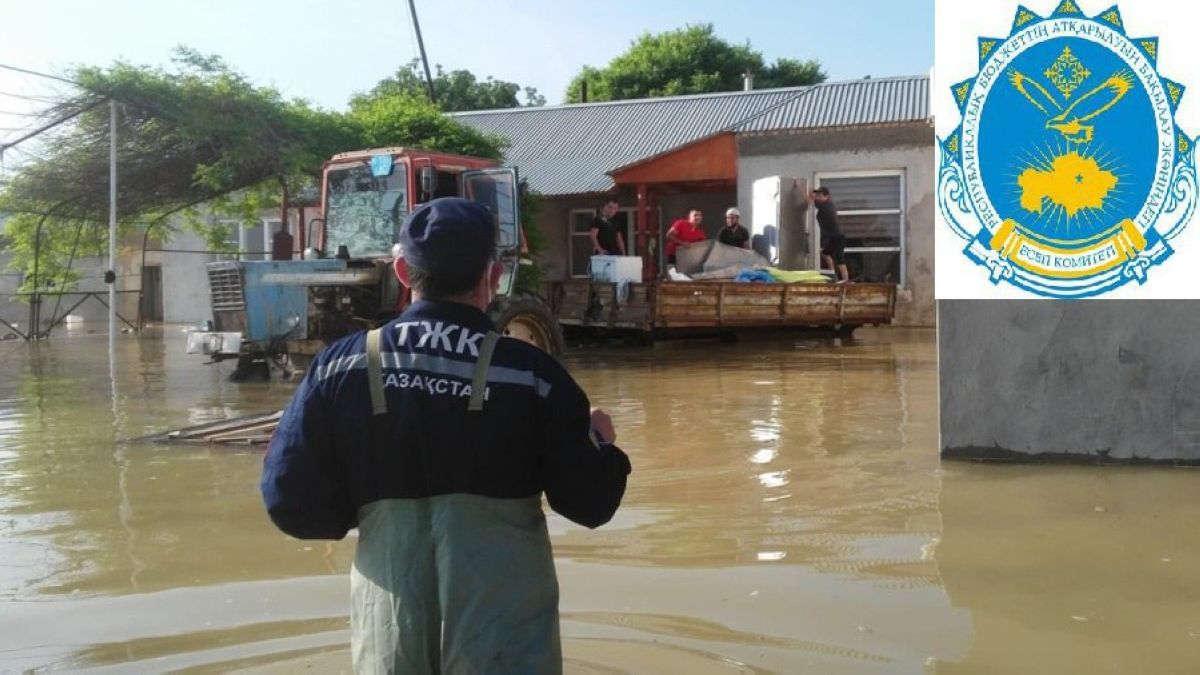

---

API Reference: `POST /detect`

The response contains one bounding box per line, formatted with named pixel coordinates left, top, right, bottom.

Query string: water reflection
left=755, top=469, right=790, bottom=489
left=932, top=464, right=1200, bottom=673
left=749, top=448, right=776, bottom=464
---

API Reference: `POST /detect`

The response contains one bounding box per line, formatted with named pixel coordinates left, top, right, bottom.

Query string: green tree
left=565, top=24, right=826, bottom=103
left=756, top=57, right=828, bottom=90
left=514, top=187, right=545, bottom=295
left=348, top=92, right=505, bottom=159
left=0, top=48, right=505, bottom=294
left=358, top=60, right=545, bottom=112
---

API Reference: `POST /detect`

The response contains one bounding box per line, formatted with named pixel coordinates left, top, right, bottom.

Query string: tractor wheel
left=490, top=293, right=565, bottom=359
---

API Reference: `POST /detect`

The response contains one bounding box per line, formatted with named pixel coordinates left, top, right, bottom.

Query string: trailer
left=545, top=279, right=896, bottom=336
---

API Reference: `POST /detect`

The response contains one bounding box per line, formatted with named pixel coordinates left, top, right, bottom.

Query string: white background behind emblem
left=935, top=0, right=1200, bottom=298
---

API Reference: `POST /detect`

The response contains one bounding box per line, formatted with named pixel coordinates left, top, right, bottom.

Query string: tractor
left=186, top=147, right=563, bottom=379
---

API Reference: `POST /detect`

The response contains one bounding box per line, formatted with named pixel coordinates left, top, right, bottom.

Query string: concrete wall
left=155, top=229, right=219, bottom=325
left=737, top=123, right=935, bottom=326
left=939, top=300, right=1200, bottom=463
left=0, top=248, right=25, bottom=336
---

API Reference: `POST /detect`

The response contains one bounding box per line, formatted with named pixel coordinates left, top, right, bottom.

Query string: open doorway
left=140, top=265, right=163, bottom=322
left=568, top=206, right=657, bottom=278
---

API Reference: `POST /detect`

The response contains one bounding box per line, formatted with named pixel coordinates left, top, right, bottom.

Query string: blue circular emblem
left=939, top=1, right=1197, bottom=297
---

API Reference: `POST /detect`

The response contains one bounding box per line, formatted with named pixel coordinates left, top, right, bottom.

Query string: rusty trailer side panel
left=547, top=281, right=656, bottom=330
left=547, top=280, right=896, bottom=332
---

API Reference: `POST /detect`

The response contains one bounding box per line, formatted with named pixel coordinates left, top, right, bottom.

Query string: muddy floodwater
left=2, top=326, right=1199, bottom=673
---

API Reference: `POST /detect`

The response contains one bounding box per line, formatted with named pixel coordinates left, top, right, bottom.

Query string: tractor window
left=324, top=162, right=408, bottom=258
left=434, top=171, right=458, bottom=199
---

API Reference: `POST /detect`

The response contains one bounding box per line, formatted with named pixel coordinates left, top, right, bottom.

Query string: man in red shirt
left=665, top=209, right=707, bottom=265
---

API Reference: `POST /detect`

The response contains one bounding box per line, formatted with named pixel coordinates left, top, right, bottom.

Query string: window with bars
left=215, top=220, right=243, bottom=262
left=213, top=219, right=271, bottom=261
left=262, top=219, right=283, bottom=260
left=815, top=172, right=905, bottom=285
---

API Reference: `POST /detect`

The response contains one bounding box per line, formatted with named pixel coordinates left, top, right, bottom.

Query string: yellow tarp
left=764, top=268, right=828, bottom=283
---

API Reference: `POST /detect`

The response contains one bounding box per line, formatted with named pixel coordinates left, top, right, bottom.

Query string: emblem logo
left=938, top=1, right=1196, bottom=297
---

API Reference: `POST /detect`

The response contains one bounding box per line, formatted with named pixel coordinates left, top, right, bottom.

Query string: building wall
left=156, top=229, right=219, bottom=325
left=737, top=123, right=935, bottom=326
left=531, top=190, right=736, bottom=282
left=0, top=207, right=303, bottom=335
left=154, top=210, right=301, bottom=325
left=0, top=247, right=26, bottom=335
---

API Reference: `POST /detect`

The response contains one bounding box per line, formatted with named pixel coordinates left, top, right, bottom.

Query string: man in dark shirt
left=589, top=198, right=626, bottom=255
left=812, top=187, right=849, bottom=282
left=717, top=207, right=750, bottom=249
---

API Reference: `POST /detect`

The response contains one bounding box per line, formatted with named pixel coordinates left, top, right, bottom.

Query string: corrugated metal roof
left=452, top=75, right=929, bottom=196
left=733, top=76, right=929, bottom=132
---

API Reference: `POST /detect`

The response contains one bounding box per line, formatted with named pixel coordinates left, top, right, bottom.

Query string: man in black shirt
left=590, top=198, right=626, bottom=255
left=812, top=187, right=849, bottom=282
left=718, top=207, right=750, bottom=249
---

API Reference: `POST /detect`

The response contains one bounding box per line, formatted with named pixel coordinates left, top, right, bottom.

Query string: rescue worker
left=261, top=197, right=631, bottom=674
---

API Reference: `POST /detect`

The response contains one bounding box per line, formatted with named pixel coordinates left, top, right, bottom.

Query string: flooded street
left=2, top=326, right=1199, bottom=673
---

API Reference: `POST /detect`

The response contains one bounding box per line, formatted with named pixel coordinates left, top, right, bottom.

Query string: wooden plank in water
left=155, top=410, right=284, bottom=446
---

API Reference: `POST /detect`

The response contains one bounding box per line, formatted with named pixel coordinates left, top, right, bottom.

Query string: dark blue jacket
left=261, top=300, right=631, bottom=539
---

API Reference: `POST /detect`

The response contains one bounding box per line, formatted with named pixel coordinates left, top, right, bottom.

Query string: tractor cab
left=187, top=147, right=552, bottom=379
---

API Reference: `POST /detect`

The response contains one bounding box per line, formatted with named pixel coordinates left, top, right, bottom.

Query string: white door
left=751, top=176, right=812, bottom=270
left=751, top=177, right=781, bottom=266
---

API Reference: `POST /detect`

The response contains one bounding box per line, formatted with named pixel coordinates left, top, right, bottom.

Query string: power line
left=0, top=62, right=81, bottom=87
left=0, top=98, right=106, bottom=151
left=0, top=91, right=56, bottom=103
left=7, top=144, right=46, bottom=161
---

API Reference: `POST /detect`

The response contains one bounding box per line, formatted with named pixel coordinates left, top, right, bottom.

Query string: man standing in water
left=261, top=198, right=631, bottom=673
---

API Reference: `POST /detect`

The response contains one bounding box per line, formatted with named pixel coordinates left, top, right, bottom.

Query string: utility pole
left=407, top=0, right=437, bottom=104
left=108, top=100, right=118, bottom=346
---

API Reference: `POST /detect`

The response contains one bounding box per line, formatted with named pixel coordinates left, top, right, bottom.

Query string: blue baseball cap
left=398, top=197, right=496, bottom=275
